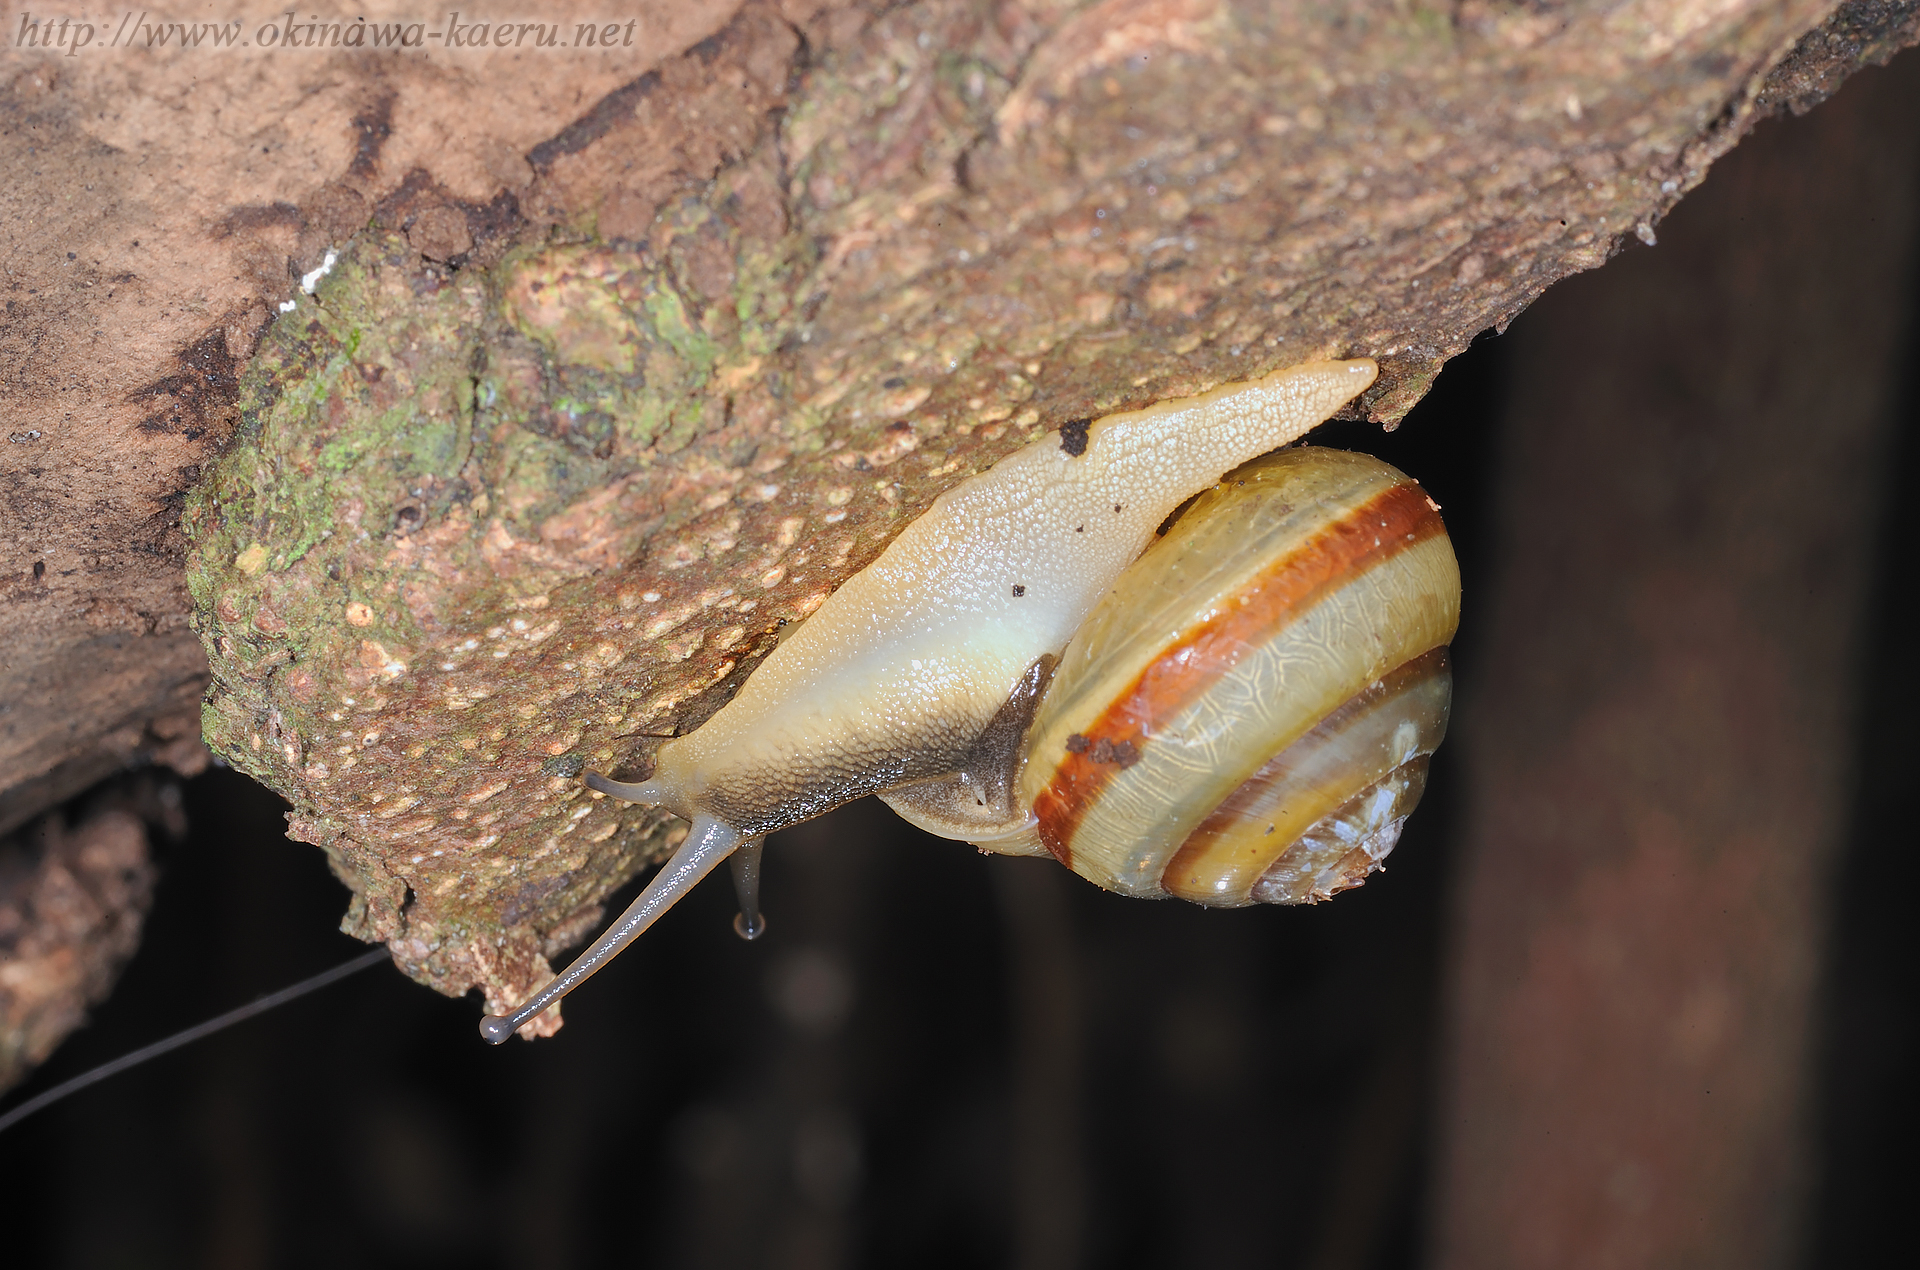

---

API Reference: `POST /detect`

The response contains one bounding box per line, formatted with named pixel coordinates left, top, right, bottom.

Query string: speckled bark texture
left=10, top=0, right=1920, bottom=1024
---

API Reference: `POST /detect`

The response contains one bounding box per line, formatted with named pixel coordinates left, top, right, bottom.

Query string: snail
left=480, top=357, right=1461, bottom=1043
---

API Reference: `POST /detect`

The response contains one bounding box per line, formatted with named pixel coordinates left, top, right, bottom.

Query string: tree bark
left=0, top=796, right=169, bottom=1093
left=5, top=0, right=1916, bottom=1022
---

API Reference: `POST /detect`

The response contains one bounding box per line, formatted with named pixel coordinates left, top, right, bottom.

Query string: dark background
left=4, top=69, right=1919, bottom=1270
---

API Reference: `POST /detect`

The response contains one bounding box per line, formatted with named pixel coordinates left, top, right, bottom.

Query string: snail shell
left=880, top=446, right=1459, bottom=906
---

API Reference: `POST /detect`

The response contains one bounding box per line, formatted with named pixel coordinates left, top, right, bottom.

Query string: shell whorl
left=1016, top=447, right=1460, bottom=905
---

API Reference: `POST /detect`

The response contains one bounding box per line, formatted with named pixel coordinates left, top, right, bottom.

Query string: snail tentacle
left=478, top=814, right=744, bottom=1043
left=729, top=838, right=768, bottom=940
left=583, top=771, right=671, bottom=808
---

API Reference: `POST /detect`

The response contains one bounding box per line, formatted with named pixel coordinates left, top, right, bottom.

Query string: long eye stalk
left=478, top=814, right=744, bottom=1043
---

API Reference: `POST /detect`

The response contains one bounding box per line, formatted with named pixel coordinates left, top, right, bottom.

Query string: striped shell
left=1004, top=447, right=1457, bottom=905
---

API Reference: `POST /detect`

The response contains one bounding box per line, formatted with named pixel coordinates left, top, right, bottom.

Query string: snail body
left=482, top=358, right=1459, bottom=1043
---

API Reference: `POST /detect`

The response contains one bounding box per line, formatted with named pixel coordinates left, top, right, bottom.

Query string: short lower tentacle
left=584, top=771, right=668, bottom=804
left=478, top=814, right=742, bottom=1043
left=729, top=838, right=768, bottom=940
